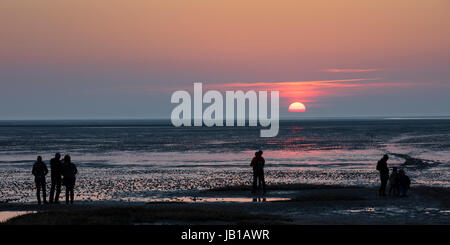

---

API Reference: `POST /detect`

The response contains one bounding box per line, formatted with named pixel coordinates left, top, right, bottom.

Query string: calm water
left=0, top=119, right=449, bottom=202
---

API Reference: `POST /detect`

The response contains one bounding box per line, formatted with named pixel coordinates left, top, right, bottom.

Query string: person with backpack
left=32, top=156, right=48, bottom=204
left=376, top=154, right=390, bottom=196
left=250, top=150, right=266, bottom=195
left=61, top=155, right=78, bottom=204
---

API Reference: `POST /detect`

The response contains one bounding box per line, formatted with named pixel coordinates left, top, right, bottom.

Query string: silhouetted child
left=61, top=155, right=78, bottom=204
left=398, top=169, right=411, bottom=197
left=32, top=156, right=48, bottom=204
left=389, top=167, right=399, bottom=196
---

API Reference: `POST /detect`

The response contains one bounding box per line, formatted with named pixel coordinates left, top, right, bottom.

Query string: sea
left=0, top=119, right=449, bottom=202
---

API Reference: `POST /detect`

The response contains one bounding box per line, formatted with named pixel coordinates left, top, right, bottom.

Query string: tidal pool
left=0, top=211, right=36, bottom=223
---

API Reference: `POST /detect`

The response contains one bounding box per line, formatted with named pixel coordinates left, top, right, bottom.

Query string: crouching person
left=398, top=169, right=411, bottom=197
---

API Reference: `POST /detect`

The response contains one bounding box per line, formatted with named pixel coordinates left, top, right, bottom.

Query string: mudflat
left=1, top=184, right=449, bottom=225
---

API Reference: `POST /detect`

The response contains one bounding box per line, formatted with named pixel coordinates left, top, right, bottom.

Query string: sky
left=0, top=0, right=449, bottom=119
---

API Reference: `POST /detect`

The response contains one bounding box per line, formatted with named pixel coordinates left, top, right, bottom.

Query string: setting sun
left=288, top=102, right=306, bottom=112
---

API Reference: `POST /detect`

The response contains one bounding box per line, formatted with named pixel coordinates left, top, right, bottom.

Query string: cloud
left=117, top=77, right=416, bottom=110
left=322, top=68, right=381, bottom=73
left=207, top=78, right=411, bottom=106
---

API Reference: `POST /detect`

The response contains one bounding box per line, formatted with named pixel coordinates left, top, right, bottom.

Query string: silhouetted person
left=49, top=153, right=63, bottom=204
left=376, top=154, right=389, bottom=196
left=398, top=169, right=411, bottom=197
left=389, top=167, right=399, bottom=196
left=61, top=155, right=77, bottom=204
left=250, top=150, right=266, bottom=195
left=32, top=156, right=48, bottom=204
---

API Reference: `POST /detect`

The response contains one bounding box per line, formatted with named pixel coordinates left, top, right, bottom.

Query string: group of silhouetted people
left=32, top=153, right=78, bottom=204
left=250, top=150, right=266, bottom=202
left=376, top=154, right=411, bottom=197
left=251, top=150, right=266, bottom=195
left=32, top=150, right=411, bottom=205
left=249, top=152, right=412, bottom=199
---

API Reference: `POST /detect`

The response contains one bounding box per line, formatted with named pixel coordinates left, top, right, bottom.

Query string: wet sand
left=1, top=184, right=449, bottom=225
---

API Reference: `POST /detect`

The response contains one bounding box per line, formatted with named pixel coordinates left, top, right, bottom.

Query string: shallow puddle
left=147, top=197, right=291, bottom=203
left=0, top=211, right=36, bottom=223
left=332, top=206, right=409, bottom=216
left=332, top=206, right=450, bottom=218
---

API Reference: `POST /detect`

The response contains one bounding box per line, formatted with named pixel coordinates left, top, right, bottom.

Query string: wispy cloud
left=209, top=78, right=379, bottom=88
left=115, top=77, right=414, bottom=108
left=207, top=78, right=410, bottom=105
left=322, top=68, right=381, bottom=73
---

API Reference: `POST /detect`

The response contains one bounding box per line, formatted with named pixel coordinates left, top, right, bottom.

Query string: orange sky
left=1, top=0, right=449, bottom=66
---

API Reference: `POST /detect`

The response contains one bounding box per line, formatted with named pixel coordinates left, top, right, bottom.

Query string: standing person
left=250, top=150, right=266, bottom=195
left=376, top=154, right=390, bottom=196
left=389, top=167, right=399, bottom=196
left=61, top=155, right=78, bottom=204
left=32, top=156, right=48, bottom=204
left=398, top=169, right=411, bottom=197
left=49, top=153, right=63, bottom=204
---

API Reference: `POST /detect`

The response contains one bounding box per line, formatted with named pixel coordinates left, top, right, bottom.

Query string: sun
left=288, top=102, right=306, bottom=112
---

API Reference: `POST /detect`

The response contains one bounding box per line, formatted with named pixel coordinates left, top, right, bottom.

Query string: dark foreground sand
left=1, top=184, right=449, bottom=225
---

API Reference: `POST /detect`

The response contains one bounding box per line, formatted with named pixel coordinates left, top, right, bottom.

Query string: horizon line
left=1, top=115, right=450, bottom=121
